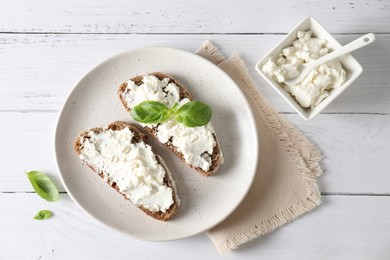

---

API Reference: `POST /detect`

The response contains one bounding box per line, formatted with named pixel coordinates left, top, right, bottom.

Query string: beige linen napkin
left=196, top=41, right=323, bottom=254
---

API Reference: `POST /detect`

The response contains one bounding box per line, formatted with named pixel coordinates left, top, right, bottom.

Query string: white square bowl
left=255, top=16, right=363, bottom=120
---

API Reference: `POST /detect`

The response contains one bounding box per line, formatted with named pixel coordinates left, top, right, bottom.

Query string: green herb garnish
left=26, top=170, right=59, bottom=202
left=34, top=210, right=53, bottom=220
left=131, top=100, right=212, bottom=127
left=175, top=101, right=212, bottom=127
left=131, top=100, right=171, bottom=124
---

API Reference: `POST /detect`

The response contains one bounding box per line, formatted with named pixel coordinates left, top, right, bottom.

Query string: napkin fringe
left=216, top=53, right=322, bottom=255
left=196, top=40, right=227, bottom=64
left=217, top=194, right=321, bottom=254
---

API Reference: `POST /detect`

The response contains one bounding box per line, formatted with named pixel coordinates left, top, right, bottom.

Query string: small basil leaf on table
left=26, top=170, right=59, bottom=202
left=34, top=210, right=53, bottom=220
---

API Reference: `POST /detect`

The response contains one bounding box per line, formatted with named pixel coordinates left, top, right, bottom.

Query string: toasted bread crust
left=74, top=121, right=179, bottom=221
left=118, top=72, right=223, bottom=176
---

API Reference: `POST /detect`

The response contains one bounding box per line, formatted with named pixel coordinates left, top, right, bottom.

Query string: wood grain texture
left=0, top=0, right=389, bottom=34
left=0, top=34, right=389, bottom=113
left=1, top=112, right=389, bottom=194
left=1, top=0, right=389, bottom=258
left=1, top=193, right=389, bottom=259
left=0, top=112, right=63, bottom=192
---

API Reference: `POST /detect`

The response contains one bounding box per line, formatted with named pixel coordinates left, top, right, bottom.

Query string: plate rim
left=54, top=46, right=259, bottom=241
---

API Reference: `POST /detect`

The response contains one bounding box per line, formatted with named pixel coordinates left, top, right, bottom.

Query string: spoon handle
left=309, top=33, right=375, bottom=68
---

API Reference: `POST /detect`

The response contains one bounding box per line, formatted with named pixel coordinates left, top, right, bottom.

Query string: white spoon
left=284, top=33, right=375, bottom=86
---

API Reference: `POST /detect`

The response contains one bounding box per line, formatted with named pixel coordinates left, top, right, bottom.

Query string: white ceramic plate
left=55, top=47, right=258, bottom=241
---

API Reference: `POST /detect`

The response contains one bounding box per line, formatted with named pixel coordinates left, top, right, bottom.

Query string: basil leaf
left=26, top=171, right=59, bottom=202
left=131, top=101, right=170, bottom=124
left=175, top=101, right=212, bottom=127
left=34, top=210, right=53, bottom=220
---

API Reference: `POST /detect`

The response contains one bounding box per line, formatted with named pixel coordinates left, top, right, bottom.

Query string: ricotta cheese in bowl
left=255, top=16, right=363, bottom=121
left=261, top=31, right=347, bottom=109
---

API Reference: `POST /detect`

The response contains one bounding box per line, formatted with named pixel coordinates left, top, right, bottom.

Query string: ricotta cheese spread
left=125, top=75, right=179, bottom=108
left=262, top=30, right=347, bottom=108
left=122, top=75, right=217, bottom=171
left=156, top=98, right=216, bottom=171
left=79, top=126, right=174, bottom=213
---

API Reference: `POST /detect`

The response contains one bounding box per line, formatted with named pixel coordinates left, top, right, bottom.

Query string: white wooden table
left=1, top=1, right=390, bottom=259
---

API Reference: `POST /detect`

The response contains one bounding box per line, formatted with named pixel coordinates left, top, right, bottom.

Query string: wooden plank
left=299, top=113, right=390, bottom=194
left=0, top=34, right=389, bottom=113
left=0, top=112, right=64, bottom=192
left=0, top=0, right=389, bottom=34
left=1, top=193, right=389, bottom=259
left=1, top=112, right=389, bottom=194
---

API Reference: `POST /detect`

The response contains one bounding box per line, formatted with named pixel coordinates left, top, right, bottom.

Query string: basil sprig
left=26, top=170, right=59, bottom=202
left=131, top=100, right=212, bottom=127
left=34, top=210, right=53, bottom=220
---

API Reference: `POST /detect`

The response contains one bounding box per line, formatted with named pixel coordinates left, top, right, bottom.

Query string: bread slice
left=118, top=72, right=224, bottom=176
left=74, top=121, right=179, bottom=221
